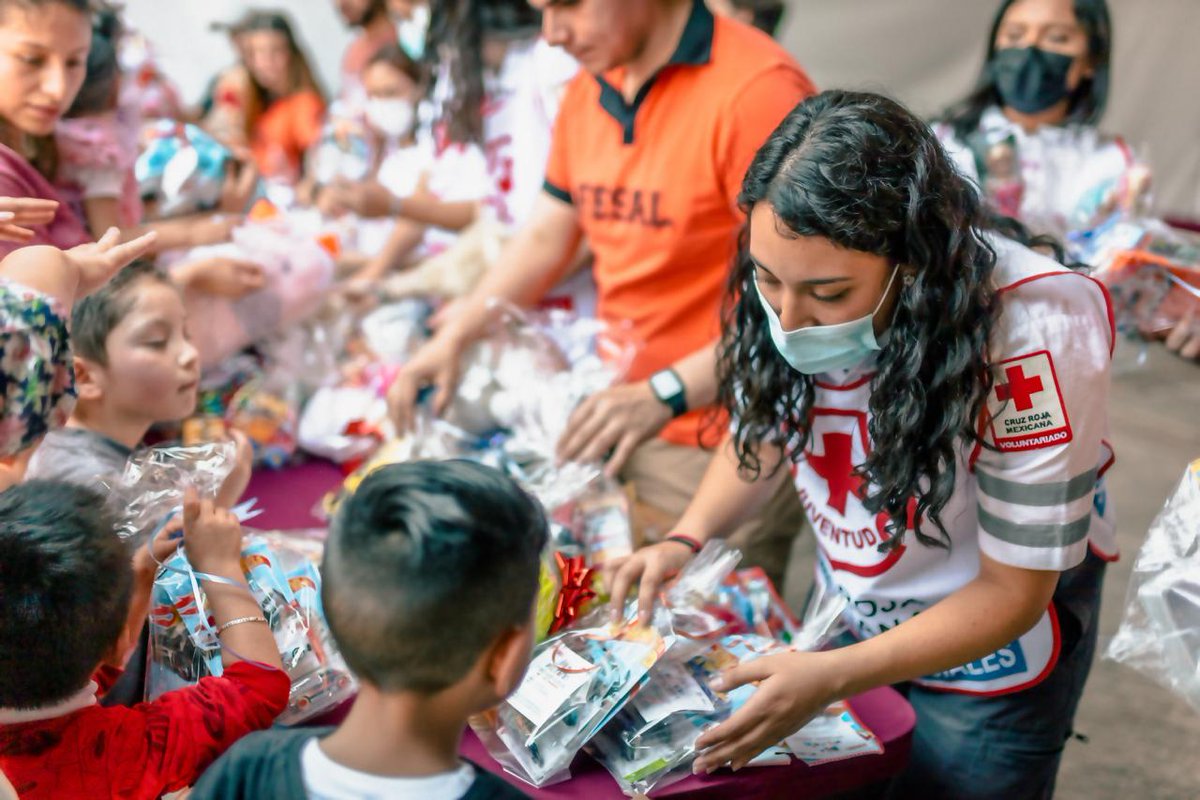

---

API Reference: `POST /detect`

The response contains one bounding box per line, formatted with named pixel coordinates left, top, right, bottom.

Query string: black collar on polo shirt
left=594, top=0, right=715, bottom=145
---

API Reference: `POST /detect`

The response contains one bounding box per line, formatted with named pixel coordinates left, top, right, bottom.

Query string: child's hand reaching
left=66, top=227, right=159, bottom=299
left=0, top=197, right=59, bottom=242
left=182, top=488, right=245, bottom=578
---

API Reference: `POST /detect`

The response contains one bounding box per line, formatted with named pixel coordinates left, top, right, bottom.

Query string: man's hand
left=556, top=381, right=673, bottom=476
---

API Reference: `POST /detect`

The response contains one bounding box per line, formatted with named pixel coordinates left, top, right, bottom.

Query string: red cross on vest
left=807, top=431, right=864, bottom=515
left=996, top=364, right=1044, bottom=412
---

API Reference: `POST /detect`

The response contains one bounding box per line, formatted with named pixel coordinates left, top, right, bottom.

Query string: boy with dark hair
left=0, top=482, right=289, bottom=800
left=193, top=460, right=546, bottom=799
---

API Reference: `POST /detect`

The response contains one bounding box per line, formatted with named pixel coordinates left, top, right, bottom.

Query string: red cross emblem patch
left=987, top=350, right=1072, bottom=452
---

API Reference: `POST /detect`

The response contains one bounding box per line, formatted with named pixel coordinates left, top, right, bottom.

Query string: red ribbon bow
left=549, top=552, right=596, bottom=635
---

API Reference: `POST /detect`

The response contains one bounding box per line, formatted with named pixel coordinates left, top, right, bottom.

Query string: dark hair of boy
left=0, top=481, right=130, bottom=709
left=324, top=460, right=548, bottom=692
left=66, top=5, right=122, bottom=118
left=70, top=260, right=173, bottom=365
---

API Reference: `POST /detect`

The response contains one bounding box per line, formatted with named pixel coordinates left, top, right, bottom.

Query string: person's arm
left=81, top=196, right=122, bottom=241
left=182, top=493, right=283, bottom=670
left=555, top=340, right=724, bottom=474
left=607, top=435, right=789, bottom=620
left=690, top=557, right=1058, bottom=773
left=387, top=192, right=583, bottom=428
left=356, top=216, right=426, bottom=283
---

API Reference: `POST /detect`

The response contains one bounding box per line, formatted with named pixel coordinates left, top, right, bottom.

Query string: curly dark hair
left=428, top=0, right=542, bottom=145
left=718, top=90, right=1010, bottom=550
left=940, top=0, right=1112, bottom=140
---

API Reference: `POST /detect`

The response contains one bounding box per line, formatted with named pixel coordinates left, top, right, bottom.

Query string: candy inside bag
left=146, top=533, right=356, bottom=725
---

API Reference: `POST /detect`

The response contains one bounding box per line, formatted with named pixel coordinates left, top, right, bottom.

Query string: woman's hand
left=693, top=649, right=845, bottom=774
left=0, top=197, right=59, bottom=242
left=66, top=228, right=159, bottom=299
left=177, top=256, right=266, bottom=298
left=219, top=158, right=259, bottom=214
left=556, top=381, right=673, bottom=476
left=605, top=540, right=697, bottom=624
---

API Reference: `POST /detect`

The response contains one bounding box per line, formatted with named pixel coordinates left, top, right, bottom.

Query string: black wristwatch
left=649, top=368, right=688, bottom=418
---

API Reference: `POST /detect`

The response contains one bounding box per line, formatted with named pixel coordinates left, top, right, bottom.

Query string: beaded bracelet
left=665, top=533, right=704, bottom=554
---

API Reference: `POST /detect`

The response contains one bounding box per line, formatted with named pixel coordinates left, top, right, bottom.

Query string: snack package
left=1070, top=217, right=1200, bottom=341
left=147, top=533, right=355, bottom=725
left=226, top=378, right=300, bottom=469
left=589, top=633, right=790, bottom=796
left=111, top=441, right=238, bottom=544
left=470, top=603, right=676, bottom=787
left=1106, top=459, right=1200, bottom=710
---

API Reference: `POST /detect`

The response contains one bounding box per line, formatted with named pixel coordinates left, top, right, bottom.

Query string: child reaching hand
left=0, top=484, right=288, bottom=800
left=0, top=227, right=156, bottom=486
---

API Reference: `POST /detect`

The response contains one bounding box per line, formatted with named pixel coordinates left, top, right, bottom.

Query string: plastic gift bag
left=470, top=602, right=676, bottom=787
left=589, top=633, right=791, bottom=796
left=147, top=532, right=356, bottom=725
left=1106, top=459, right=1200, bottom=710
left=111, top=441, right=238, bottom=544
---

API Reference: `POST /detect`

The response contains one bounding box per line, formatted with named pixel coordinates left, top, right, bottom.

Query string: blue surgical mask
left=396, top=3, right=430, bottom=61
left=755, top=266, right=900, bottom=375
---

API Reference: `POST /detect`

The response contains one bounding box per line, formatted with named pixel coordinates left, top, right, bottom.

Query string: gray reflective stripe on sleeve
left=977, top=468, right=1097, bottom=507
left=978, top=506, right=1091, bottom=548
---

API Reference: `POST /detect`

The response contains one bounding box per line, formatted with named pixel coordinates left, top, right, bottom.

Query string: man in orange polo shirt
left=389, top=0, right=814, bottom=583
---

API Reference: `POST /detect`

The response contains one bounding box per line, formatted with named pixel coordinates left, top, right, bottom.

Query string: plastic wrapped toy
left=136, top=120, right=231, bottom=217
left=147, top=533, right=356, bottom=725
left=181, top=209, right=337, bottom=369
left=1070, top=217, right=1200, bottom=342
left=1106, top=459, right=1200, bottom=710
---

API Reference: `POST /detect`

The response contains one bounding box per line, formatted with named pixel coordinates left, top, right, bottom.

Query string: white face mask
left=755, top=266, right=900, bottom=375
left=365, top=97, right=415, bottom=138
left=396, top=3, right=430, bottom=61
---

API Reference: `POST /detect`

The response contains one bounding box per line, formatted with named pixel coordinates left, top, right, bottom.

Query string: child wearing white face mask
left=316, top=44, right=489, bottom=282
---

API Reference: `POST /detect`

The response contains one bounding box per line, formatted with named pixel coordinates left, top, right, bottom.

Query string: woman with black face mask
left=936, top=0, right=1147, bottom=242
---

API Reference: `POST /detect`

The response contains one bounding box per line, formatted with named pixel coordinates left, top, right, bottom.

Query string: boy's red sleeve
left=127, top=662, right=290, bottom=797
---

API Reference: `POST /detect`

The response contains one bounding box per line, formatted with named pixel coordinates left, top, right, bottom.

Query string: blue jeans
left=821, top=551, right=1107, bottom=800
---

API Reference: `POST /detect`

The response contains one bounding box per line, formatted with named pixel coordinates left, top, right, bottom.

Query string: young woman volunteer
left=609, top=90, right=1117, bottom=798
left=936, top=0, right=1137, bottom=239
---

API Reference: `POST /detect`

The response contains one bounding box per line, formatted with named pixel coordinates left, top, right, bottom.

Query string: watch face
left=651, top=370, right=682, bottom=399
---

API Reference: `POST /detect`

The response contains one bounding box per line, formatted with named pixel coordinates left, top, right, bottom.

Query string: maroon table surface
left=245, top=458, right=345, bottom=531
left=461, top=686, right=914, bottom=799
left=256, top=463, right=917, bottom=797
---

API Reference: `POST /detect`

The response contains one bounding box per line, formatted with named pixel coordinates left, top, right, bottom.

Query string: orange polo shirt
left=543, top=1, right=814, bottom=448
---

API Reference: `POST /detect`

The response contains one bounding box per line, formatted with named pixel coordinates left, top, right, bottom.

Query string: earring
left=902, top=273, right=915, bottom=287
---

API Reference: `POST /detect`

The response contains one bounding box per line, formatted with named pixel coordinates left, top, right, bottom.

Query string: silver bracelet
left=216, top=615, right=268, bottom=636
